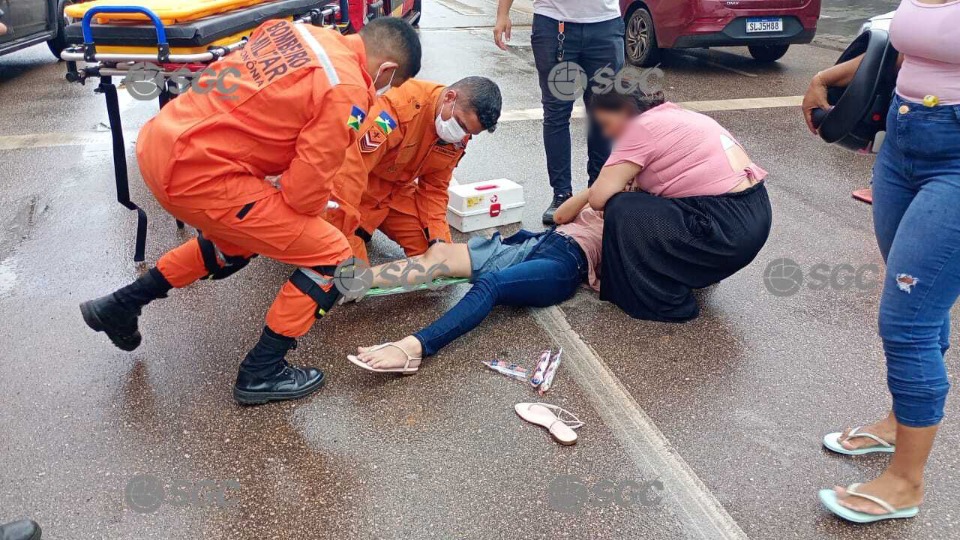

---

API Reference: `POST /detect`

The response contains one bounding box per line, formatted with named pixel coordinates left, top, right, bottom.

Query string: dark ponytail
left=590, top=86, right=665, bottom=116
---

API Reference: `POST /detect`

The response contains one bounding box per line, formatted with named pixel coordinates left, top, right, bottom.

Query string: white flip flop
left=823, top=427, right=895, bottom=456
left=347, top=343, right=421, bottom=375
left=819, top=483, right=919, bottom=523
left=514, top=403, right=583, bottom=446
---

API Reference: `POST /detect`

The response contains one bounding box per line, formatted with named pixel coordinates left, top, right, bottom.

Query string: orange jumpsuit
left=345, top=80, right=468, bottom=261
left=137, top=20, right=374, bottom=338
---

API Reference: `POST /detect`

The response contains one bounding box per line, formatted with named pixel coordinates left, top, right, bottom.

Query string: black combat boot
left=233, top=327, right=325, bottom=405
left=79, top=268, right=172, bottom=351
left=0, top=519, right=41, bottom=540
left=541, top=192, right=572, bottom=226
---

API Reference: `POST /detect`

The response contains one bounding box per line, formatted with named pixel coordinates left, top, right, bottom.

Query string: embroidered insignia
left=374, top=111, right=397, bottom=134
left=360, top=129, right=387, bottom=153
left=347, top=106, right=366, bottom=131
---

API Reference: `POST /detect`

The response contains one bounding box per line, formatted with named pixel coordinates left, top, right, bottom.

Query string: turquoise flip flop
left=363, top=277, right=469, bottom=297
left=823, top=427, right=895, bottom=456
left=819, top=484, right=919, bottom=523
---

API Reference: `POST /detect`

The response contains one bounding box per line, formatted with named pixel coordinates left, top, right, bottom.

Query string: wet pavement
left=1, top=1, right=955, bottom=539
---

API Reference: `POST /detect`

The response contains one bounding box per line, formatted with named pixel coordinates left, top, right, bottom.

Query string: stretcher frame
left=61, top=2, right=349, bottom=261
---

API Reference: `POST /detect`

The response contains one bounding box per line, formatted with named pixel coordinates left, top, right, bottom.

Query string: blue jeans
left=872, top=95, right=960, bottom=427
left=414, top=232, right=587, bottom=356
left=531, top=14, right=625, bottom=194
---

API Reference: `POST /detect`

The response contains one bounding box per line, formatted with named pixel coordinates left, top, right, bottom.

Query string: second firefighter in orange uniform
left=346, top=77, right=502, bottom=261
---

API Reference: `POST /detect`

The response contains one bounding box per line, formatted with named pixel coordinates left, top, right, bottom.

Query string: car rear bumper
left=672, top=16, right=816, bottom=48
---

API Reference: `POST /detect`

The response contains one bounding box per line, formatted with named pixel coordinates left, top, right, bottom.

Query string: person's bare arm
left=801, top=55, right=864, bottom=134
left=553, top=190, right=590, bottom=225
left=588, top=162, right=643, bottom=211
left=802, top=53, right=905, bottom=134
left=494, top=0, right=514, bottom=50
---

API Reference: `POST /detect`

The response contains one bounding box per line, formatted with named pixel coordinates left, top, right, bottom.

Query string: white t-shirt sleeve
left=532, top=0, right=621, bottom=24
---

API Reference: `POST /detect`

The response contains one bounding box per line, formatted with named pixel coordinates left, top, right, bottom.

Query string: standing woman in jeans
left=493, top=0, right=624, bottom=225
left=803, top=0, right=960, bottom=524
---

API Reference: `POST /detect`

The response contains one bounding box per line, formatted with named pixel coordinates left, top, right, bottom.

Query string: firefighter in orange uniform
left=79, top=18, right=422, bottom=405
left=347, top=77, right=502, bottom=261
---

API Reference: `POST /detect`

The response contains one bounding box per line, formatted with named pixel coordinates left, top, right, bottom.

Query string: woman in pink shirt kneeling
left=345, top=88, right=771, bottom=373
left=587, top=88, right=772, bottom=322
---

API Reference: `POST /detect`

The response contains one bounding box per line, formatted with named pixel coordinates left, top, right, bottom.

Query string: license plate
left=746, top=17, right=783, bottom=33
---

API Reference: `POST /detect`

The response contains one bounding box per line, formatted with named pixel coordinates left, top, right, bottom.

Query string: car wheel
left=46, top=0, right=74, bottom=59
left=625, top=7, right=660, bottom=67
left=748, top=44, right=790, bottom=63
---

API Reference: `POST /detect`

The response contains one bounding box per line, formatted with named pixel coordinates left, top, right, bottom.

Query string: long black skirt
left=599, top=183, right=772, bottom=322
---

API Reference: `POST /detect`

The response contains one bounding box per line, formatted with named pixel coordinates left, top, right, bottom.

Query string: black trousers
left=600, top=183, right=773, bottom=322
left=531, top=14, right=625, bottom=194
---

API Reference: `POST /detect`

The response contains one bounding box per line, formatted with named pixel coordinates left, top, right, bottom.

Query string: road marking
left=682, top=95, right=802, bottom=112
left=480, top=0, right=534, bottom=15
left=498, top=95, right=802, bottom=122
left=0, top=130, right=137, bottom=151
left=533, top=306, right=747, bottom=540
left=0, top=96, right=801, bottom=152
left=677, top=52, right=759, bottom=78
left=435, top=0, right=485, bottom=16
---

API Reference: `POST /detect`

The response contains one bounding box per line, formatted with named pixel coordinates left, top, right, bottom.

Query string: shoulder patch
left=360, top=130, right=387, bottom=153
left=374, top=111, right=397, bottom=134
left=347, top=106, right=366, bottom=131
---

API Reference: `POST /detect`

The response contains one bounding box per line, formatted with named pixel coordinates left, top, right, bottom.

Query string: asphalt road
left=1, top=1, right=955, bottom=539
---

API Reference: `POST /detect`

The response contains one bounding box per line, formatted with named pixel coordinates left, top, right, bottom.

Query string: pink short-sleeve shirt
left=605, top=102, right=767, bottom=198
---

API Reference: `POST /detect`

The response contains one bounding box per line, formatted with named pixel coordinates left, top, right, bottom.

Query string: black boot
left=0, top=519, right=41, bottom=540
left=233, top=327, right=325, bottom=405
left=542, top=192, right=572, bottom=226
left=80, top=268, right=171, bottom=352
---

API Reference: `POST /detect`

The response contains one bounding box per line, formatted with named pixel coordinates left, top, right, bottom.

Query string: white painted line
left=0, top=96, right=801, bottom=152
left=533, top=306, right=747, bottom=540
left=0, top=130, right=137, bottom=151
left=480, top=0, right=534, bottom=15
left=677, top=52, right=759, bottom=78
left=499, top=95, right=802, bottom=123
left=435, top=0, right=485, bottom=16
left=682, top=95, right=803, bottom=112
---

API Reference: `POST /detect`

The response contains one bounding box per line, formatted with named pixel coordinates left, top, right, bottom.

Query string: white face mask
left=373, top=64, right=395, bottom=96
left=435, top=98, right=467, bottom=143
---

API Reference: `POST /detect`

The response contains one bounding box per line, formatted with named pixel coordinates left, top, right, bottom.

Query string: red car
left=346, top=0, right=421, bottom=32
left=620, top=0, right=822, bottom=66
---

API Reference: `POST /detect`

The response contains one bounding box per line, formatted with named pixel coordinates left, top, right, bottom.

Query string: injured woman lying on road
left=348, top=87, right=773, bottom=374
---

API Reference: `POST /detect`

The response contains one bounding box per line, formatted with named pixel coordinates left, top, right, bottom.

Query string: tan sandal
left=514, top=403, right=583, bottom=446
left=347, top=343, right=421, bottom=375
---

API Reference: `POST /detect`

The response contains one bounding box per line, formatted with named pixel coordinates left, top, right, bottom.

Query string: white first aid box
left=447, top=179, right=525, bottom=233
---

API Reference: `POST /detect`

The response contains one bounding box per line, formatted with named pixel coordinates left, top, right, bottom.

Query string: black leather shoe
left=80, top=293, right=142, bottom=351
left=0, top=519, right=41, bottom=540
left=233, top=364, right=326, bottom=405
left=542, top=192, right=573, bottom=225
left=80, top=269, right=170, bottom=352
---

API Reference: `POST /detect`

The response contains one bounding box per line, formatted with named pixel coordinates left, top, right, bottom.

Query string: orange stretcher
left=66, top=0, right=272, bottom=25
left=60, top=0, right=349, bottom=261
